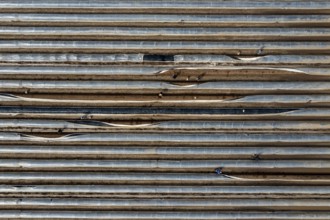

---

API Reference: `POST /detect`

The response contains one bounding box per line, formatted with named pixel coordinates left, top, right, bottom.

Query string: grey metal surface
left=0, top=40, right=330, bottom=55
left=1, top=119, right=329, bottom=133
left=0, top=0, right=329, bottom=219
left=0, top=145, right=329, bottom=159
left=1, top=14, right=330, bottom=27
left=1, top=0, right=330, bottom=14
left=2, top=27, right=330, bottom=41
left=0, top=198, right=329, bottom=211
left=0, top=211, right=330, bottom=220
left=2, top=185, right=330, bottom=198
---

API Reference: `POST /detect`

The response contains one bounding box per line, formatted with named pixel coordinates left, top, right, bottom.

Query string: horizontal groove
left=0, top=53, right=145, bottom=64
left=0, top=108, right=329, bottom=120
left=0, top=1, right=330, bottom=14
left=2, top=185, right=329, bottom=199
left=6, top=94, right=318, bottom=103
left=0, top=211, right=330, bottom=220
left=0, top=66, right=329, bottom=81
left=0, top=145, right=329, bottom=160
left=175, top=55, right=330, bottom=66
left=0, top=106, right=299, bottom=114
left=1, top=80, right=330, bottom=95
left=1, top=94, right=330, bottom=108
left=1, top=27, right=330, bottom=41
left=1, top=132, right=330, bottom=146
left=1, top=14, right=330, bottom=27
left=1, top=55, right=330, bottom=67
left=0, top=159, right=329, bottom=173
left=1, top=172, right=329, bottom=185
left=0, top=41, right=330, bottom=55
left=0, top=198, right=329, bottom=211
left=0, top=120, right=329, bottom=133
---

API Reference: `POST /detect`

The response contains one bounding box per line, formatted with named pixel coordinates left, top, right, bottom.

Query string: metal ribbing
left=0, top=0, right=329, bottom=219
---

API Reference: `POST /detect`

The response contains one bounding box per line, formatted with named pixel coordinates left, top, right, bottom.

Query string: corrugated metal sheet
left=0, top=0, right=329, bottom=219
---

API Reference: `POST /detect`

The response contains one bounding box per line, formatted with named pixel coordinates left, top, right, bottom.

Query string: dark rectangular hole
left=143, top=54, right=174, bottom=62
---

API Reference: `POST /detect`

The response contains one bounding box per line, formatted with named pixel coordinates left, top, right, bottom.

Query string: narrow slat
left=1, top=185, right=329, bottom=199
left=1, top=14, right=330, bottom=27
left=0, top=145, right=329, bottom=159
left=0, top=198, right=329, bottom=211
left=0, top=0, right=330, bottom=14
left=1, top=80, right=330, bottom=95
left=1, top=172, right=329, bottom=185
left=1, top=94, right=330, bottom=108
left=1, top=132, right=330, bottom=146
left=0, top=41, right=329, bottom=55
left=0, top=107, right=328, bottom=120
left=0, top=120, right=329, bottom=133
left=0, top=66, right=330, bottom=82
left=1, top=54, right=330, bottom=67
left=0, top=159, right=329, bottom=173
left=0, top=211, right=329, bottom=220
left=1, top=27, right=330, bottom=41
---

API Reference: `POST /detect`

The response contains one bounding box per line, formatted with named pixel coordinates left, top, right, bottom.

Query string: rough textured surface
left=0, top=0, right=329, bottom=219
